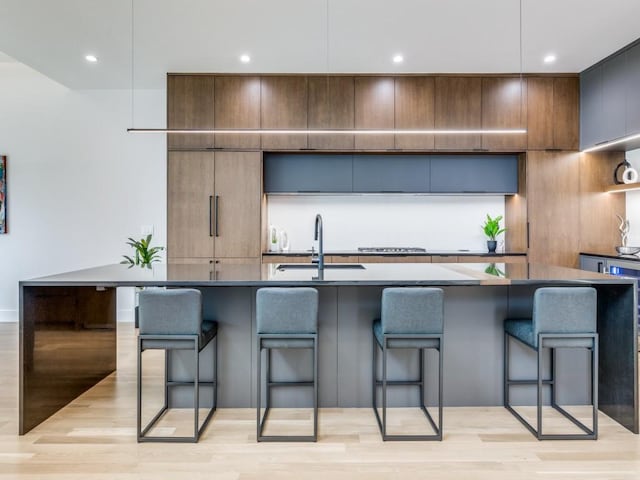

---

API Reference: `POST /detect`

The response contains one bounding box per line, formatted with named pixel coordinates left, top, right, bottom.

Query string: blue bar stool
left=137, top=288, right=218, bottom=442
left=504, top=287, right=598, bottom=440
left=372, top=287, right=444, bottom=441
left=256, top=287, right=319, bottom=442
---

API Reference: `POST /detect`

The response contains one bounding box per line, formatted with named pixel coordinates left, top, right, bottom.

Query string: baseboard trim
left=0, top=310, right=17, bottom=323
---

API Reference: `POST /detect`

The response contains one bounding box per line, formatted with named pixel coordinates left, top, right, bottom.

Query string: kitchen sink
left=277, top=264, right=366, bottom=270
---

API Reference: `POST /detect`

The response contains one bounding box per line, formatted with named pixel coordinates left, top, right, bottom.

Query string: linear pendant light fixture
left=127, top=128, right=527, bottom=135
left=126, top=1, right=527, bottom=136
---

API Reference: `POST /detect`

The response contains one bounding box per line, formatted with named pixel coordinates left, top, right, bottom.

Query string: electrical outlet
left=141, top=225, right=154, bottom=236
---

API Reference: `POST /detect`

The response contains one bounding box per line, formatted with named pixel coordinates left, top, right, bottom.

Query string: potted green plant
left=482, top=214, right=506, bottom=253
left=121, top=234, right=164, bottom=268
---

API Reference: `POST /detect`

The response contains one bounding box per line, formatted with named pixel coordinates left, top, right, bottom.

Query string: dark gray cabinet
left=352, top=155, right=429, bottom=192
left=580, top=66, right=604, bottom=149
left=579, top=254, right=607, bottom=273
left=580, top=39, right=640, bottom=150
left=264, top=153, right=518, bottom=194
left=602, top=52, right=627, bottom=142
left=263, top=154, right=353, bottom=193
left=430, top=155, right=518, bottom=193
left=626, top=44, right=640, bottom=135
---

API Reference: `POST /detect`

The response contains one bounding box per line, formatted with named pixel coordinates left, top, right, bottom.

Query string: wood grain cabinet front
left=214, top=76, right=261, bottom=149
left=261, top=76, right=308, bottom=150
left=481, top=77, right=527, bottom=151
left=167, top=151, right=261, bottom=261
left=354, top=77, right=395, bottom=150
left=394, top=76, right=435, bottom=150
left=167, top=75, right=215, bottom=149
left=528, top=77, right=579, bottom=150
left=435, top=77, right=482, bottom=150
left=308, top=76, right=355, bottom=150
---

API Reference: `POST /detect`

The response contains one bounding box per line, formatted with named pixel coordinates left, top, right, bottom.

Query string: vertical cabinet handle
left=526, top=222, right=530, bottom=249
left=214, top=195, right=220, bottom=237
left=597, top=262, right=603, bottom=273
left=208, top=196, right=214, bottom=237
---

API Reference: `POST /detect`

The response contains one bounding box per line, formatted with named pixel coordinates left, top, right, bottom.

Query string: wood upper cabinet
left=354, top=77, right=395, bottom=149
left=526, top=151, right=580, bottom=268
left=527, top=77, right=579, bottom=150
left=214, top=76, right=261, bottom=149
left=261, top=76, right=308, bottom=150
left=435, top=77, right=482, bottom=149
left=308, top=76, right=355, bottom=150
left=167, top=151, right=261, bottom=260
left=526, top=78, right=554, bottom=149
left=167, top=75, right=215, bottom=149
left=394, top=77, right=435, bottom=149
left=481, top=77, right=527, bottom=150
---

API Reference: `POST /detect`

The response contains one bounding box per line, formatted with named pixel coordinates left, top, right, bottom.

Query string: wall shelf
left=605, top=182, right=640, bottom=193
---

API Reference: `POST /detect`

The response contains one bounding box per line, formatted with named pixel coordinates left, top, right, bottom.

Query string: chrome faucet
left=312, top=214, right=324, bottom=270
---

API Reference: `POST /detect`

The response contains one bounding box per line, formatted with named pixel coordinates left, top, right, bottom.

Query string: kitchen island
left=19, top=262, right=638, bottom=435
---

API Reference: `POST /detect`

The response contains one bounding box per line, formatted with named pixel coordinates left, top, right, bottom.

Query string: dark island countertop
left=263, top=250, right=527, bottom=257
left=21, top=261, right=631, bottom=288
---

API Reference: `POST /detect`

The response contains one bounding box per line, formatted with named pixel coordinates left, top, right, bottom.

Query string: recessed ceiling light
left=85, top=54, right=98, bottom=63
left=543, top=54, right=557, bottom=64
left=240, top=54, right=251, bottom=64
left=393, top=54, right=404, bottom=64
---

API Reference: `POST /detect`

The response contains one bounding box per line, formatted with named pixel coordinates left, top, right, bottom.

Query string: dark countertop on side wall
left=581, top=251, right=640, bottom=262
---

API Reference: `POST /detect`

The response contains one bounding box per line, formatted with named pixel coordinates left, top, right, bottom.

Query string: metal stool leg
left=257, top=335, right=317, bottom=442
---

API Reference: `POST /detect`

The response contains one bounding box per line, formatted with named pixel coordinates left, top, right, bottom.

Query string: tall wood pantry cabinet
left=167, top=151, right=261, bottom=265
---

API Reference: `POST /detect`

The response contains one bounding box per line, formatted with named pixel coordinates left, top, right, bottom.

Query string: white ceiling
left=0, top=0, right=639, bottom=89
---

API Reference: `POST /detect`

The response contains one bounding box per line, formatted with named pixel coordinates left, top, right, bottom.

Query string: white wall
left=626, top=148, right=640, bottom=246
left=0, top=62, right=166, bottom=321
left=267, top=195, right=506, bottom=252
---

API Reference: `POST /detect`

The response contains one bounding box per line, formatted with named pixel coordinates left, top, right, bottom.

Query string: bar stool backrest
left=381, top=287, right=444, bottom=335
left=256, top=287, right=318, bottom=334
left=533, top=287, right=597, bottom=336
left=138, top=288, right=202, bottom=336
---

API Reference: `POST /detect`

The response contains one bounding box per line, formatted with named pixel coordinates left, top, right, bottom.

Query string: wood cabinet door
left=167, top=75, right=215, bottom=149
left=527, top=77, right=578, bottom=150
left=354, top=77, right=395, bottom=149
left=552, top=77, right=579, bottom=150
left=261, top=77, right=308, bottom=149
left=481, top=77, right=527, bottom=151
left=214, top=76, right=261, bottom=148
left=167, top=152, right=215, bottom=258
left=213, top=152, right=262, bottom=258
left=527, top=77, right=554, bottom=149
left=394, top=76, right=435, bottom=149
left=308, top=76, right=355, bottom=149
left=526, top=151, right=580, bottom=268
left=435, top=77, right=482, bottom=149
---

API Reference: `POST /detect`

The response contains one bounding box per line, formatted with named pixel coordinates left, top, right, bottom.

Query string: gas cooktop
left=358, top=247, right=427, bottom=253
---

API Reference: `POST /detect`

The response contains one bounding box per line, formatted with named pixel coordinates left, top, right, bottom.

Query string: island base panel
left=20, top=285, right=117, bottom=434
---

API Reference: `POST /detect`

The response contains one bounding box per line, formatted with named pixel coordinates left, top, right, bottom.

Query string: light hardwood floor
left=1, top=323, right=639, bottom=479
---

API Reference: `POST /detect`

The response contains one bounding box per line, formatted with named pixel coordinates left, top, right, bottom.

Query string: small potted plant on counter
left=482, top=214, right=506, bottom=253
left=121, top=234, right=164, bottom=268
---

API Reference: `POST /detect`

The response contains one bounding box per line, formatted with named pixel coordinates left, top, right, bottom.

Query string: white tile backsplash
left=267, top=195, right=506, bottom=252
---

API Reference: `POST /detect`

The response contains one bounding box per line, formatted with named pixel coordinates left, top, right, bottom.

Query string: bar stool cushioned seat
left=256, top=287, right=319, bottom=442
left=372, top=287, right=444, bottom=441
left=137, top=288, right=218, bottom=443
left=504, top=286, right=598, bottom=440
